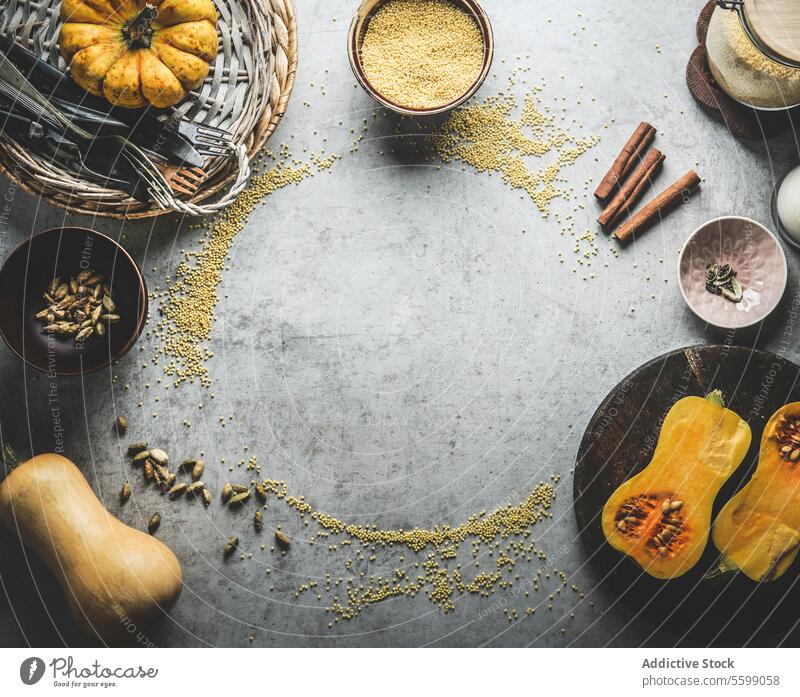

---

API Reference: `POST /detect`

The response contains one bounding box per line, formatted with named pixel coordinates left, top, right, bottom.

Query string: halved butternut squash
left=712, top=402, right=800, bottom=582
left=602, top=392, right=751, bottom=579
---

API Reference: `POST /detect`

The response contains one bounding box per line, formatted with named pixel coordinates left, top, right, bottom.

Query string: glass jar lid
left=718, top=0, right=800, bottom=68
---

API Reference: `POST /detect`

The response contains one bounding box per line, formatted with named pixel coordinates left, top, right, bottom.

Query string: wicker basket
left=0, top=0, right=297, bottom=219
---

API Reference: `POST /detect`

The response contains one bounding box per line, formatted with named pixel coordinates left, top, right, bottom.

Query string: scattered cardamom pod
left=201, top=489, right=212, bottom=506
left=128, top=442, right=148, bottom=455
left=228, top=490, right=251, bottom=507
left=120, top=481, right=131, bottom=503
left=115, top=416, right=128, bottom=435
left=168, top=482, right=187, bottom=499
left=221, top=483, right=233, bottom=502
left=143, top=460, right=154, bottom=481
left=179, top=458, right=197, bottom=470
left=164, top=472, right=177, bottom=488
left=148, top=513, right=161, bottom=535
left=254, top=510, right=264, bottom=532
left=275, top=531, right=290, bottom=548
left=255, top=483, right=267, bottom=502
left=191, top=460, right=204, bottom=481
left=132, top=449, right=151, bottom=463
left=149, top=448, right=169, bottom=465
left=186, top=481, right=205, bottom=495
left=230, top=484, right=249, bottom=494
left=223, top=536, right=239, bottom=558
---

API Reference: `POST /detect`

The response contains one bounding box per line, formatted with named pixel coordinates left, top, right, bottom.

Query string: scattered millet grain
left=433, top=84, right=600, bottom=217
left=251, top=477, right=580, bottom=622
left=156, top=147, right=340, bottom=386
left=360, top=0, right=484, bottom=109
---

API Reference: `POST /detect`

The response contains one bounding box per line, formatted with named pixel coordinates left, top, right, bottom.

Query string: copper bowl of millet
left=347, top=0, right=494, bottom=116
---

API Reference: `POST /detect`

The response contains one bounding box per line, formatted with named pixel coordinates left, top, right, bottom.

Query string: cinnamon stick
left=613, top=170, right=701, bottom=245
left=598, top=148, right=665, bottom=231
left=594, top=122, right=656, bottom=201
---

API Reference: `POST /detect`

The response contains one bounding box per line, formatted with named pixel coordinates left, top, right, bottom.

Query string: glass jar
left=706, top=0, right=800, bottom=110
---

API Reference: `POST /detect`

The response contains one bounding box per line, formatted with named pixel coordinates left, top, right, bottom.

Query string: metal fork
left=0, top=106, right=132, bottom=189
left=0, top=52, right=173, bottom=206
left=148, top=151, right=208, bottom=196
left=176, top=120, right=234, bottom=157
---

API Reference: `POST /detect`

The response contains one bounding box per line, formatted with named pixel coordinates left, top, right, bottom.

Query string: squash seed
left=115, top=416, right=128, bottom=435
left=661, top=499, right=671, bottom=513
left=120, top=481, right=132, bottom=503
left=669, top=500, right=683, bottom=511
left=616, top=520, right=627, bottom=531
left=791, top=449, right=800, bottom=462
left=223, top=536, right=239, bottom=558
left=275, top=531, right=291, bottom=548
left=254, top=510, right=264, bottom=532
left=148, top=513, right=161, bottom=535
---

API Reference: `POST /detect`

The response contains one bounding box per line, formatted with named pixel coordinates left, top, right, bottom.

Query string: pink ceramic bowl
left=678, top=216, right=787, bottom=329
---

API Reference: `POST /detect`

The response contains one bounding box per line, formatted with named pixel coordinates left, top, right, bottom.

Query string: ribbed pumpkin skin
left=602, top=395, right=751, bottom=579
left=0, top=453, right=182, bottom=645
left=712, top=402, right=800, bottom=582
left=59, top=0, right=219, bottom=108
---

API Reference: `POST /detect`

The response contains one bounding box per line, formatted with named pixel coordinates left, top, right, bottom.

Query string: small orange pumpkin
left=59, top=0, right=219, bottom=109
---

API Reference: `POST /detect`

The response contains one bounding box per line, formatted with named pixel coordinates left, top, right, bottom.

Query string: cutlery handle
left=0, top=52, right=94, bottom=141
left=0, top=33, right=89, bottom=104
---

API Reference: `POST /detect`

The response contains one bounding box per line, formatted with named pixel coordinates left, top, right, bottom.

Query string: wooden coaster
left=696, top=0, right=714, bottom=44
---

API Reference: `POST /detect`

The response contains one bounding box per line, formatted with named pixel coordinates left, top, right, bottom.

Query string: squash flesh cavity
left=712, top=402, right=800, bottom=581
left=602, top=395, right=751, bottom=579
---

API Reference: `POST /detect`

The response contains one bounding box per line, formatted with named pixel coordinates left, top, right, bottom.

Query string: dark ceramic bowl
left=0, top=227, right=147, bottom=376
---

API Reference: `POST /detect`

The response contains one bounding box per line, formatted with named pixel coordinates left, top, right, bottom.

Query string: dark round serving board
left=574, top=345, right=800, bottom=646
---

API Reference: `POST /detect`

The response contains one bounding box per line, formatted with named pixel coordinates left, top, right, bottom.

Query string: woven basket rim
left=0, top=0, right=298, bottom=220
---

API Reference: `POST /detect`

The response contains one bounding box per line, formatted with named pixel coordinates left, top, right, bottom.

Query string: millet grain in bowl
left=360, top=0, right=485, bottom=110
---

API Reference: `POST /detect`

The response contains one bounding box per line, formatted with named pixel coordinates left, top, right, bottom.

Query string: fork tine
left=195, top=123, right=233, bottom=141
left=178, top=166, right=207, bottom=183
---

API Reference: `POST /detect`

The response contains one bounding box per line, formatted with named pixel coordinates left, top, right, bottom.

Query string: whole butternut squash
left=712, top=402, right=800, bottom=582
left=602, top=392, right=751, bottom=579
left=0, top=453, right=182, bottom=645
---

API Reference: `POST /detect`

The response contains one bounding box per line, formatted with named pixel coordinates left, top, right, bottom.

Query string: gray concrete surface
left=1, top=0, right=799, bottom=647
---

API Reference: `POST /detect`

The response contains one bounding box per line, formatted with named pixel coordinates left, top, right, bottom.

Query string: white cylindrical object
left=776, top=165, right=800, bottom=243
